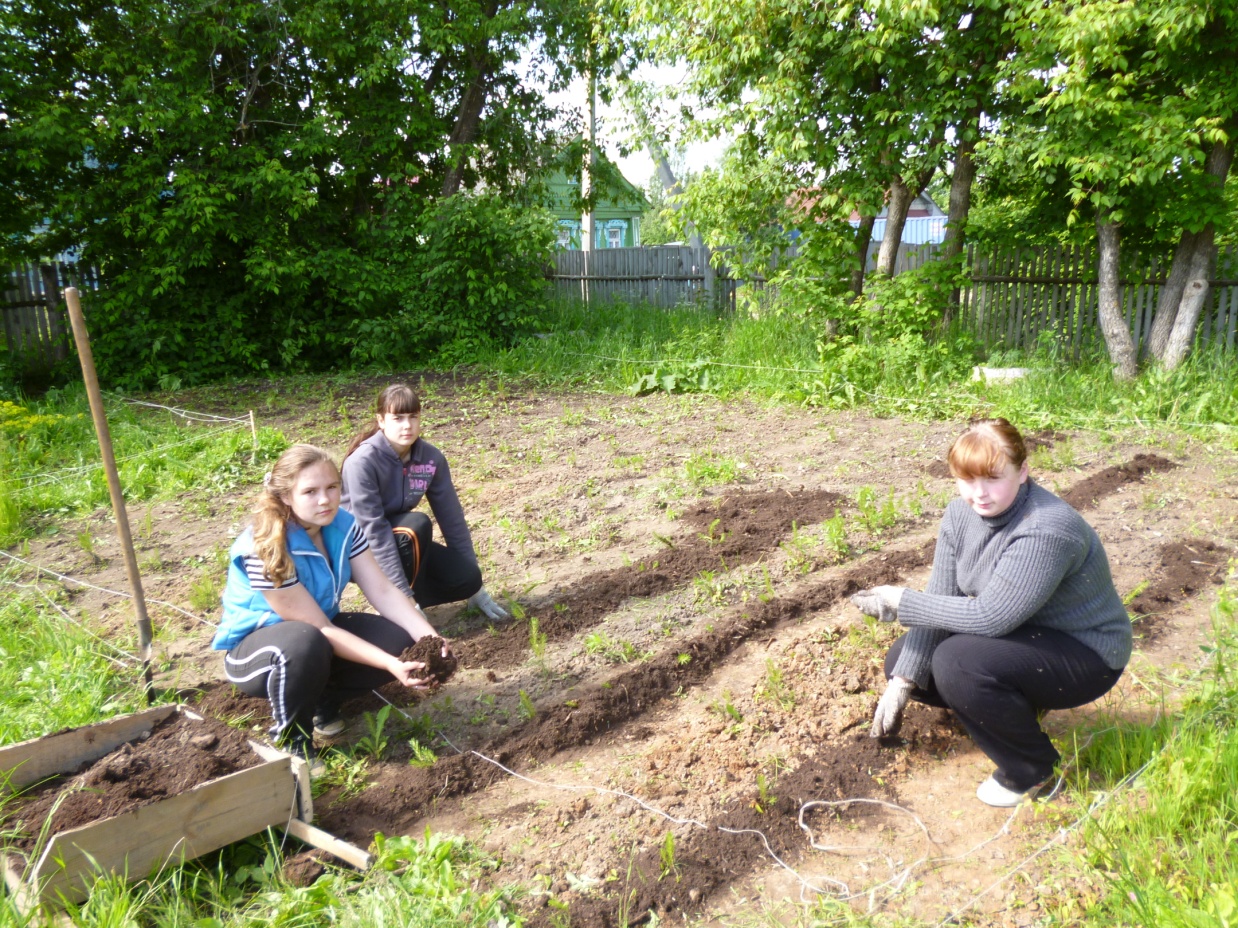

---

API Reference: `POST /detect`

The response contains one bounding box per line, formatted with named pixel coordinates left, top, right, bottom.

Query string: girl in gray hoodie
left=341, top=384, right=508, bottom=621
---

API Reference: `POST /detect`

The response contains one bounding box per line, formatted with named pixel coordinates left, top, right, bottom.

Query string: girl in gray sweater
left=341, top=384, right=508, bottom=622
left=851, top=418, right=1131, bottom=807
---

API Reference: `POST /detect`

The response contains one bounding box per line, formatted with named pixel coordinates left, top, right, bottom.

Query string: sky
left=544, top=64, right=730, bottom=191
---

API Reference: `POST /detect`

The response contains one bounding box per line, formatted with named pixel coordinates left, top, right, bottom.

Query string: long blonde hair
left=252, top=444, right=339, bottom=588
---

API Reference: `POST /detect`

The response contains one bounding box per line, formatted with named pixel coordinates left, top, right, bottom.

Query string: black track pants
left=390, top=511, right=483, bottom=607
left=884, top=626, right=1122, bottom=791
left=223, top=612, right=414, bottom=740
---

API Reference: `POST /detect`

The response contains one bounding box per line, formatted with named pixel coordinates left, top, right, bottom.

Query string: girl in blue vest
left=215, top=444, right=450, bottom=774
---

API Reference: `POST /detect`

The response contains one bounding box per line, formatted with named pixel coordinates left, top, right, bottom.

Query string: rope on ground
left=107, top=393, right=253, bottom=424
left=933, top=657, right=1238, bottom=927
left=16, top=421, right=250, bottom=491
left=0, top=550, right=218, bottom=629
left=3, top=578, right=139, bottom=669
left=372, top=691, right=1029, bottom=904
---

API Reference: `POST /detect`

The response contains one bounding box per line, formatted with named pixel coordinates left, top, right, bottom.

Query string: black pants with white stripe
left=884, top=627, right=1122, bottom=791
left=223, top=612, right=413, bottom=741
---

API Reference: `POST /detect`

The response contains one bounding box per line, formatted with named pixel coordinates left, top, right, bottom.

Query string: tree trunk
left=1095, top=211, right=1138, bottom=381
left=440, top=63, right=489, bottom=197
left=1144, top=229, right=1200, bottom=360
left=942, top=134, right=976, bottom=265
left=1152, top=136, right=1234, bottom=367
left=1161, top=226, right=1217, bottom=370
left=875, top=176, right=913, bottom=276
left=849, top=213, right=877, bottom=298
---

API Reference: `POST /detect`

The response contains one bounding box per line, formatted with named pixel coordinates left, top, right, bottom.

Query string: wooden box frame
left=0, top=705, right=369, bottom=911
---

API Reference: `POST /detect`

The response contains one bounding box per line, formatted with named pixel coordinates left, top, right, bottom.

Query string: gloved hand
left=871, top=676, right=916, bottom=738
left=467, top=587, right=511, bottom=622
left=849, top=585, right=904, bottom=623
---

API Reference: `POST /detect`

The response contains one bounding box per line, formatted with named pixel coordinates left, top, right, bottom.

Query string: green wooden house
left=545, top=145, right=649, bottom=250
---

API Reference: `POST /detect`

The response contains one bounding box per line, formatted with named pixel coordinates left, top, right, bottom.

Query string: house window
left=607, top=227, right=623, bottom=249
left=557, top=226, right=572, bottom=248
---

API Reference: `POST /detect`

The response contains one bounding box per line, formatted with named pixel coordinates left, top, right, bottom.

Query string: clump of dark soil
left=1059, top=453, right=1177, bottom=511
left=459, top=488, right=843, bottom=669
left=1128, top=539, right=1232, bottom=639
left=282, top=849, right=329, bottom=887
left=4, top=713, right=260, bottom=852
left=398, top=636, right=458, bottom=685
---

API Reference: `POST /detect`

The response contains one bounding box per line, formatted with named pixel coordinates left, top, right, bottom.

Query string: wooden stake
left=63, top=287, right=154, bottom=701
left=249, top=409, right=258, bottom=463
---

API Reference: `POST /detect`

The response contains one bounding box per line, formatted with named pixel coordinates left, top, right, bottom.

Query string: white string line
left=108, top=393, right=251, bottom=424
left=554, top=349, right=1236, bottom=431
left=369, top=689, right=1018, bottom=903
left=934, top=648, right=1238, bottom=927
left=0, top=550, right=218, bottom=629
left=11, top=580, right=139, bottom=669
left=15, top=422, right=249, bottom=491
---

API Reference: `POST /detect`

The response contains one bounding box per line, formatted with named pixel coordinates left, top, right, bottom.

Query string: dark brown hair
left=345, top=384, right=422, bottom=458
left=947, top=418, right=1028, bottom=480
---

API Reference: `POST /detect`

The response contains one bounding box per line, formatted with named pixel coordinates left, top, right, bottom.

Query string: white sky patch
left=540, top=61, right=731, bottom=189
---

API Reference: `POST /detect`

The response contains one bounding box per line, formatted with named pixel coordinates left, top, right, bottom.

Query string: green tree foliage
left=618, top=0, right=1237, bottom=376
left=348, top=194, right=556, bottom=366
left=0, top=0, right=584, bottom=387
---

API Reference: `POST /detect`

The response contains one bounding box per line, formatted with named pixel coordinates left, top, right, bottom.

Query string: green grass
left=0, top=580, right=152, bottom=743
left=473, top=298, right=1238, bottom=437
left=1069, top=566, right=1238, bottom=927
left=0, top=386, right=287, bottom=545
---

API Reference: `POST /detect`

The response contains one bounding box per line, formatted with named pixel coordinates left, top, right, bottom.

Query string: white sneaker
left=976, top=775, right=1048, bottom=808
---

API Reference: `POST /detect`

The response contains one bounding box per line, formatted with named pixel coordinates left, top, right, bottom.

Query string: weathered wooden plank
left=284, top=819, right=372, bottom=870
left=0, top=706, right=178, bottom=790
left=28, top=760, right=297, bottom=905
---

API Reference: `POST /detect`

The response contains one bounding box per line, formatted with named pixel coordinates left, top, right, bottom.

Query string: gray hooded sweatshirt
left=341, top=431, right=475, bottom=597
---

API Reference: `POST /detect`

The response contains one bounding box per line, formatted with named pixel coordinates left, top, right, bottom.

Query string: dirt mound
left=314, top=541, right=938, bottom=844
left=1129, top=539, right=1232, bottom=639
left=399, top=636, right=458, bottom=685
left=1059, top=453, right=1177, bottom=511
left=533, top=734, right=902, bottom=927
left=458, top=488, right=844, bottom=669
left=5, top=713, right=260, bottom=852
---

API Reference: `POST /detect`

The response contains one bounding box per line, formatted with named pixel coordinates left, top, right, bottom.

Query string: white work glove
left=871, top=676, right=916, bottom=738
left=849, top=585, right=904, bottom=623
left=467, top=587, right=510, bottom=622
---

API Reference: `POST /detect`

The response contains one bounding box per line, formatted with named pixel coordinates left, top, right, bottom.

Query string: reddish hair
left=948, top=418, right=1027, bottom=480
left=345, top=384, right=422, bottom=459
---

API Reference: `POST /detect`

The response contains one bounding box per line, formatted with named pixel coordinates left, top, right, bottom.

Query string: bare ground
left=14, top=376, right=1238, bottom=927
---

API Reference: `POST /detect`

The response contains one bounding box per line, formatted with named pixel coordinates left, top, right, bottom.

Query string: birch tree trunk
left=1149, top=137, right=1234, bottom=367
left=441, top=63, right=489, bottom=197
left=1161, top=226, right=1217, bottom=370
left=941, top=134, right=976, bottom=265
left=1096, top=212, right=1138, bottom=381
left=1144, top=229, right=1200, bottom=360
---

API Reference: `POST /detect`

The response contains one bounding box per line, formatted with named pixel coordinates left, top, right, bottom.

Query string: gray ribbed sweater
left=892, top=479, right=1131, bottom=687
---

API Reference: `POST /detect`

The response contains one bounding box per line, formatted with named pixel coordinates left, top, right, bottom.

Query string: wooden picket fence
left=552, top=246, right=742, bottom=310
left=960, top=243, right=1238, bottom=357
left=7, top=243, right=1235, bottom=374
left=1, top=261, right=102, bottom=370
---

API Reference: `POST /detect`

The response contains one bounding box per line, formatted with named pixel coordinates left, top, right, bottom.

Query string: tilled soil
left=4, top=713, right=260, bottom=852
left=12, top=383, right=1238, bottom=926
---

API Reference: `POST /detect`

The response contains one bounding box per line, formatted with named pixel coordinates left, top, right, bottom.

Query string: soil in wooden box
left=4, top=714, right=261, bottom=852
